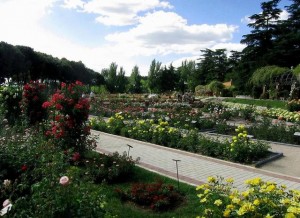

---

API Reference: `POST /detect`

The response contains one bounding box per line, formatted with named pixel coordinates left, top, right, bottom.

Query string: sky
left=0, top=0, right=291, bottom=76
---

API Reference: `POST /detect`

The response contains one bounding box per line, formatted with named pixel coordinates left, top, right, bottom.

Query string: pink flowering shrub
left=42, top=81, right=94, bottom=152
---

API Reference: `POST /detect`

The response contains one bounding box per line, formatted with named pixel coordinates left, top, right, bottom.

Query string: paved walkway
left=92, top=130, right=300, bottom=191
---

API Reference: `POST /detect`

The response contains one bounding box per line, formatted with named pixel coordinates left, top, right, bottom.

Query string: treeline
left=0, top=42, right=104, bottom=85
left=1, top=0, right=299, bottom=96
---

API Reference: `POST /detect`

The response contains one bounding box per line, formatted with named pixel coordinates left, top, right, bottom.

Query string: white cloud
left=105, top=11, right=238, bottom=56
left=163, top=55, right=200, bottom=69
left=62, top=0, right=173, bottom=26
left=241, top=9, right=289, bottom=25
left=279, top=10, right=289, bottom=20
left=62, top=0, right=85, bottom=9
left=211, top=43, right=245, bottom=52
left=241, top=15, right=252, bottom=25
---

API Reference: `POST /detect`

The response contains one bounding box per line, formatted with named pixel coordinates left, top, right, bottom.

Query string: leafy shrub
left=287, top=99, right=300, bottom=112
left=116, top=180, right=183, bottom=211
left=177, top=130, right=200, bottom=152
left=89, top=117, right=107, bottom=132
left=0, top=86, right=22, bottom=125
left=10, top=174, right=108, bottom=217
left=198, top=135, right=227, bottom=158
left=228, top=125, right=270, bottom=163
left=106, top=112, right=126, bottom=135
left=83, top=151, right=138, bottom=184
left=248, top=117, right=299, bottom=144
left=239, top=105, right=255, bottom=121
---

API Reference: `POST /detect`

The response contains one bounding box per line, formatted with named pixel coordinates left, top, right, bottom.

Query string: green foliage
left=207, top=80, right=225, bottom=96
left=248, top=117, right=300, bottom=144
left=83, top=151, right=138, bottom=184
left=195, top=85, right=210, bottom=96
left=128, top=65, right=142, bottom=93
left=287, top=99, right=300, bottom=112
left=250, top=66, right=289, bottom=86
left=293, top=64, right=300, bottom=76
left=239, top=105, right=255, bottom=121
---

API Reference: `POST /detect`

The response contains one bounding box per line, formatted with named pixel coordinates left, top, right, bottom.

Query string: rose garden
left=1, top=81, right=300, bottom=217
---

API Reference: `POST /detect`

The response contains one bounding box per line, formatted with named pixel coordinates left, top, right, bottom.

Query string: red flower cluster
left=116, top=180, right=182, bottom=211
left=43, top=81, right=91, bottom=152
left=21, top=80, right=47, bottom=125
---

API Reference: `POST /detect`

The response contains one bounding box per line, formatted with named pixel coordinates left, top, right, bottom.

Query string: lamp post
left=172, top=159, right=181, bottom=190
left=126, top=144, right=133, bottom=157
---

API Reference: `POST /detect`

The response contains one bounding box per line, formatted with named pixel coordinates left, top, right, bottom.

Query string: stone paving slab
left=92, top=130, right=300, bottom=191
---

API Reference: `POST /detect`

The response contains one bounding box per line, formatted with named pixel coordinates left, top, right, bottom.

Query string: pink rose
left=72, top=152, right=80, bottom=162
left=59, top=176, right=69, bottom=186
left=3, top=199, right=10, bottom=208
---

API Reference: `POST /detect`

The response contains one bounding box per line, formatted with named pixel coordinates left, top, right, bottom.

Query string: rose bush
left=42, top=81, right=93, bottom=153
left=20, top=81, right=48, bottom=125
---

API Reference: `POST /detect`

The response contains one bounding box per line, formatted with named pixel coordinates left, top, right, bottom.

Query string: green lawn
left=102, top=166, right=199, bottom=218
left=223, top=98, right=287, bottom=109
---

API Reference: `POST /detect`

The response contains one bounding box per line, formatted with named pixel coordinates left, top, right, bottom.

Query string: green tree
left=101, top=62, right=118, bottom=93
left=273, top=0, right=300, bottom=67
left=241, top=0, right=282, bottom=67
left=147, top=59, right=162, bottom=93
left=116, top=67, right=128, bottom=93
left=177, top=60, right=198, bottom=92
left=158, top=64, right=178, bottom=93
left=197, top=48, right=228, bottom=84
left=129, top=65, right=142, bottom=93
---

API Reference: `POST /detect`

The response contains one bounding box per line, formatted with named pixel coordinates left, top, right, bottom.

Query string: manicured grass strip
left=102, top=166, right=199, bottom=217
left=223, top=98, right=287, bottom=109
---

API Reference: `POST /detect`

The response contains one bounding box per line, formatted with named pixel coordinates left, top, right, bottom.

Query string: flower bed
left=115, top=180, right=184, bottom=211
left=196, top=176, right=300, bottom=217
left=90, top=114, right=270, bottom=164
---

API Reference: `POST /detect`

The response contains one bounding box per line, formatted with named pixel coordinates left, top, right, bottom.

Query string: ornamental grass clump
left=196, top=176, right=300, bottom=218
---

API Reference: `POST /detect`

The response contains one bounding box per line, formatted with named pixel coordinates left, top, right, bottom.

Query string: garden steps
left=92, top=130, right=300, bottom=191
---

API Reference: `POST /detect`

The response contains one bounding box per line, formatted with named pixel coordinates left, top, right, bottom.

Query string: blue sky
left=0, top=0, right=290, bottom=76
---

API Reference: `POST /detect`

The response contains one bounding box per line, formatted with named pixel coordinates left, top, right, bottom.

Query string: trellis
left=273, top=72, right=298, bottom=86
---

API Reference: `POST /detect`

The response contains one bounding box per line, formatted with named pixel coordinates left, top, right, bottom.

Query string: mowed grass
left=223, top=98, right=287, bottom=109
left=102, top=166, right=199, bottom=218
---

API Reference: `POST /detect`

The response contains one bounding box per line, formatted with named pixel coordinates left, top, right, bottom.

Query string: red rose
left=72, top=152, right=80, bottom=162
left=21, top=165, right=27, bottom=171
left=42, top=101, right=51, bottom=108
